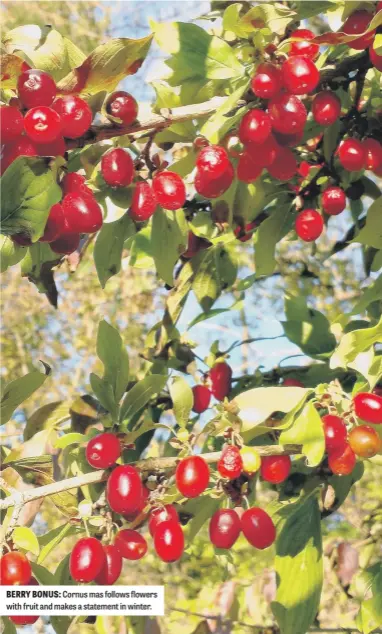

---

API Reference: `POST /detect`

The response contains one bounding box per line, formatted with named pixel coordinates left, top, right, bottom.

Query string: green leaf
left=354, top=197, right=382, bottom=249
left=254, top=206, right=291, bottom=277
left=293, top=0, right=337, bottom=19
left=356, top=563, right=382, bottom=634
left=94, top=215, right=136, bottom=288
left=185, top=496, right=220, bottom=542
left=272, top=494, right=323, bottom=634
left=331, top=317, right=382, bottom=369
left=54, top=433, right=85, bottom=449
left=233, top=179, right=267, bottom=224
left=1, top=157, right=62, bottom=240
left=151, top=208, right=188, bottom=285
left=151, top=21, right=244, bottom=84
left=129, top=223, right=154, bottom=269
left=24, top=401, right=70, bottom=441
left=1, top=617, right=16, bottom=634
left=0, top=365, right=50, bottom=425
left=20, top=242, right=61, bottom=304
left=335, top=274, right=382, bottom=327
left=169, top=377, right=193, bottom=428
left=90, top=373, right=118, bottom=419
left=200, top=79, right=250, bottom=143
left=283, top=293, right=336, bottom=358
left=38, top=523, right=77, bottom=565
left=0, top=235, right=27, bottom=272
left=12, top=527, right=40, bottom=556
left=57, top=34, right=153, bottom=94
left=240, top=4, right=297, bottom=35
left=51, top=616, right=74, bottom=634
left=120, top=375, right=168, bottom=423
left=0, top=54, right=27, bottom=90
left=97, top=320, right=130, bottom=404
left=280, top=401, right=325, bottom=467
left=323, top=119, right=341, bottom=164
left=27, top=29, right=86, bottom=82
left=192, top=246, right=222, bottom=312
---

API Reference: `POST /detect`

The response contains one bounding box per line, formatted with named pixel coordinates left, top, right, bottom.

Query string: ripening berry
left=328, top=444, right=356, bottom=476
left=10, top=615, right=39, bottom=626
left=62, top=192, right=103, bottom=234
left=52, top=96, right=93, bottom=138
left=17, top=69, right=57, bottom=108
left=107, top=465, right=143, bottom=515
left=322, top=414, right=348, bottom=453
left=130, top=181, right=157, bottom=221
left=282, top=56, right=319, bottom=95
left=342, top=10, right=375, bottom=50
left=148, top=504, right=179, bottom=537
left=239, top=109, right=272, bottom=145
left=94, top=544, right=122, bottom=585
left=209, top=362, right=232, bottom=401
left=268, top=145, right=297, bottom=181
left=24, top=106, right=62, bottom=143
left=196, top=145, right=231, bottom=178
left=36, top=136, right=66, bottom=157
left=50, top=233, right=80, bottom=255
left=101, top=148, right=135, bottom=188
left=295, top=209, right=324, bottom=242
left=152, top=171, right=186, bottom=210
left=338, top=139, right=366, bottom=171
left=192, top=384, right=211, bottom=413
left=269, top=93, right=307, bottom=134
left=349, top=425, right=381, bottom=459
left=241, top=507, right=276, bottom=549
left=153, top=520, right=184, bottom=562
left=353, top=392, right=382, bottom=424
left=311, top=91, right=341, bottom=126
left=261, top=455, right=291, bottom=484
left=369, top=43, right=382, bottom=71
left=194, top=162, right=234, bottom=198
left=175, top=455, right=210, bottom=498
left=61, top=172, right=92, bottom=196
left=218, top=445, right=243, bottom=480
left=240, top=446, right=261, bottom=476
left=69, top=537, right=106, bottom=583
left=0, top=105, right=24, bottom=143
left=40, top=202, right=65, bottom=243
left=209, top=509, right=241, bottom=549
left=105, top=91, right=138, bottom=125
left=86, top=432, right=121, bottom=469
left=362, top=138, right=382, bottom=171
left=321, top=186, right=347, bottom=216
left=0, top=551, right=32, bottom=585
left=283, top=378, right=304, bottom=387
left=237, top=151, right=263, bottom=183
left=251, top=62, right=282, bottom=99
left=289, top=28, right=319, bottom=59
left=114, top=530, right=148, bottom=560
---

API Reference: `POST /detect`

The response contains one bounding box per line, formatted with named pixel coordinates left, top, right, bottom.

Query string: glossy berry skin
left=282, top=56, right=319, bottom=95
left=148, top=505, right=179, bottom=537
left=1, top=137, right=38, bottom=175
left=261, top=455, right=291, bottom=484
left=130, top=181, right=157, bottom=221
left=123, top=484, right=150, bottom=522
left=363, top=138, right=382, bottom=171
left=62, top=192, right=103, bottom=234
left=338, top=139, right=366, bottom=171
left=239, top=110, right=272, bottom=145
left=240, top=446, right=261, bottom=476
left=61, top=172, right=92, bottom=196
left=0, top=105, right=24, bottom=143
left=17, top=69, right=57, bottom=108
left=195, top=162, right=234, bottom=198
left=196, top=144, right=231, bottom=179
left=10, top=615, right=39, bottom=626
left=192, top=384, right=211, bottom=413
left=94, top=544, right=122, bottom=585
left=209, top=362, right=232, bottom=401
left=36, top=136, right=66, bottom=157
left=50, top=233, right=80, bottom=255
left=152, top=171, right=186, bottom=210
left=322, top=186, right=346, bottom=216
left=106, top=464, right=143, bottom=515
left=328, top=444, right=356, bottom=476
left=295, top=209, right=324, bottom=242
left=52, top=96, right=93, bottom=139
left=349, top=425, right=381, bottom=459
left=289, top=29, right=319, bottom=60
left=311, top=91, right=341, bottom=126
left=218, top=445, right=243, bottom=480
left=101, top=148, right=134, bottom=188
left=24, top=106, right=62, bottom=143
left=246, top=136, right=278, bottom=168
left=268, top=146, right=297, bottom=181
left=283, top=378, right=304, bottom=387
left=0, top=551, right=32, bottom=585
left=105, top=91, right=138, bottom=125
left=237, top=151, right=263, bottom=183
left=322, top=414, right=348, bottom=453
left=85, top=432, right=121, bottom=469
left=342, top=10, right=375, bottom=50
left=175, top=455, right=210, bottom=498
left=40, top=202, right=65, bottom=243
left=269, top=93, right=307, bottom=134
left=369, top=44, right=382, bottom=71
left=209, top=509, right=241, bottom=549
left=153, top=520, right=184, bottom=562
left=69, top=537, right=106, bottom=583
left=241, top=507, right=276, bottom=549
left=251, top=62, right=282, bottom=99
left=114, top=530, right=148, bottom=561
left=353, top=392, right=382, bottom=424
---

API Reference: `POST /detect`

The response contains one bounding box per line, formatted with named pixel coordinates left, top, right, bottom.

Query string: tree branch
left=0, top=444, right=302, bottom=511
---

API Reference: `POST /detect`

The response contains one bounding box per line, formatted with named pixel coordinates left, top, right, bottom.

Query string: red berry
left=123, top=484, right=150, bottom=522
left=218, top=445, right=243, bottom=480
left=36, top=136, right=66, bottom=157
left=152, top=171, right=186, bottom=210
left=338, top=139, right=366, bottom=171
left=94, top=544, right=122, bottom=585
left=353, top=392, right=382, bottom=424
left=209, top=509, right=241, bottom=549
left=17, top=69, right=57, bottom=108
left=62, top=192, right=103, bottom=234
left=50, top=233, right=80, bottom=255
left=311, top=91, right=341, bottom=126
left=61, top=172, right=92, bottom=196
left=194, top=162, right=234, bottom=198
left=328, top=444, right=356, bottom=476
left=40, top=202, right=65, bottom=243
left=101, top=148, right=134, bottom=188
left=0, top=551, right=32, bottom=585
left=369, top=42, right=382, bottom=71
left=0, top=105, right=24, bottom=143
left=260, top=455, right=291, bottom=484
left=234, top=220, right=258, bottom=242
left=246, top=135, right=278, bottom=167
left=192, top=384, right=211, bottom=413
left=272, top=129, right=304, bottom=148
left=295, top=209, right=324, bottom=242
left=130, top=181, right=157, bottom=221
left=105, top=91, right=138, bottom=125
left=239, top=109, right=272, bottom=145
left=251, top=62, right=282, bottom=99
left=114, top=530, right=148, bottom=561
left=269, top=93, right=307, bottom=134
left=52, top=96, right=93, bottom=139
left=153, top=520, right=184, bottom=562
left=322, top=414, right=348, bottom=453
left=237, top=150, right=263, bottom=183
left=241, top=507, right=276, bottom=549
left=289, top=29, right=319, bottom=60
left=268, top=145, right=297, bottom=181
left=10, top=616, right=39, bottom=626
left=106, top=465, right=143, bottom=515
left=148, top=505, right=179, bottom=537
left=1, top=137, right=38, bottom=175
left=342, top=10, right=375, bottom=50
left=86, top=432, right=121, bottom=469
left=322, top=186, right=346, bottom=216
left=182, top=232, right=209, bottom=259
left=282, top=56, right=319, bottom=95
left=69, top=537, right=106, bottom=583
left=349, top=425, right=381, bottom=459
left=175, top=455, right=210, bottom=498
left=283, top=378, right=304, bottom=387
left=209, top=362, right=232, bottom=401
left=363, top=138, right=382, bottom=171
left=24, top=106, right=62, bottom=143
left=196, top=144, right=231, bottom=179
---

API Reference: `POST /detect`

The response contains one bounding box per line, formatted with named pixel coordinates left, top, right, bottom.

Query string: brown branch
left=0, top=444, right=302, bottom=511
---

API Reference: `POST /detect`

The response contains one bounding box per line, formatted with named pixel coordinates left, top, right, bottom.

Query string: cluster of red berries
left=0, top=551, right=40, bottom=626
left=192, top=361, right=233, bottom=413
left=218, top=444, right=292, bottom=485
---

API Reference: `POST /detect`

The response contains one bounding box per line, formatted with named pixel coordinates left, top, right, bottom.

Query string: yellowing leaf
left=12, top=527, right=40, bottom=556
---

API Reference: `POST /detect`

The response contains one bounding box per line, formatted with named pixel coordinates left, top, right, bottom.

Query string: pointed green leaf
left=280, top=401, right=325, bottom=467
left=97, top=320, right=130, bottom=403
left=1, top=365, right=51, bottom=425
left=95, top=215, right=136, bottom=288
left=169, top=376, right=193, bottom=428
left=12, top=527, right=40, bottom=556
left=151, top=208, right=188, bottom=285
left=120, top=375, right=167, bottom=423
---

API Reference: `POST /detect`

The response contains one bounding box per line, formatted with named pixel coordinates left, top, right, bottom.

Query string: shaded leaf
left=0, top=235, right=27, bottom=273
left=94, top=214, right=136, bottom=288
left=151, top=208, right=188, bottom=285
left=169, top=377, right=193, bottom=428
left=24, top=401, right=70, bottom=441
left=120, top=375, right=168, bottom=423
left=0, top=365, right=50, bottom=425
left=97, top=320, right=130, bottom=403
